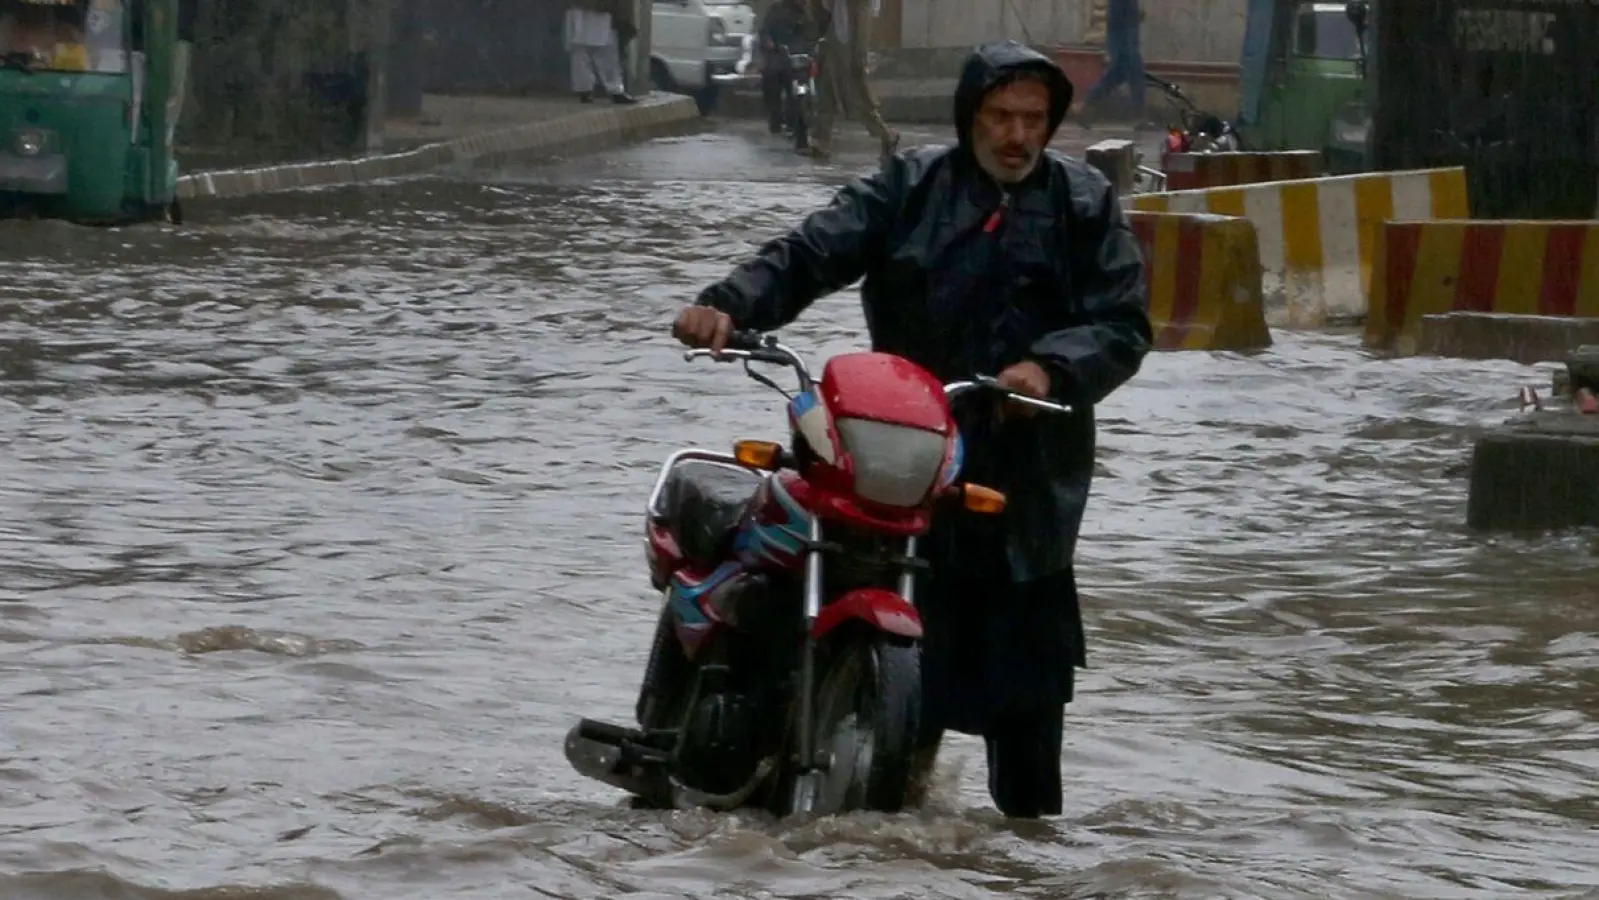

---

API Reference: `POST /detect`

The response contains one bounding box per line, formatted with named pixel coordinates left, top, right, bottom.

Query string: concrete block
left=1085, top=139, right=1137, bottom=193
left=1413, top=313, right=1599, bottom=365
left=1467, top=412, right=1599, bottom=531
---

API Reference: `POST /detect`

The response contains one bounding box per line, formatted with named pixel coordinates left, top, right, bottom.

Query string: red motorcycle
left=1148, top=72, right=1242, bottom=184
left=564, top=331, right=1072, bottom=816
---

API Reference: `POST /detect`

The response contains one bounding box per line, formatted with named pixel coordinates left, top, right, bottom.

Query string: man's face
left=971, top=78, right=1052, bottom=184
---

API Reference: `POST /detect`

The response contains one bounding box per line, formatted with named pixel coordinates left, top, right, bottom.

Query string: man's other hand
left=995, top=360, right=1053, bottom=419
left=672, top=306, right=734, bottom=352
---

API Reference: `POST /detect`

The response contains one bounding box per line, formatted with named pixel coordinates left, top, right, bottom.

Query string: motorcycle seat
left=658, top=460, right=763, bottom=563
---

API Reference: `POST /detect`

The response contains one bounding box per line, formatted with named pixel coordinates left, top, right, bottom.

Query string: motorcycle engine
left=678, top=690, right=759, bottom=793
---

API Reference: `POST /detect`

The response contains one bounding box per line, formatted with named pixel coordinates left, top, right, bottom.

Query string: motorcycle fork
left=788, top=521, right=920, bottom=814
left=790, top=515, right=827, bottom=813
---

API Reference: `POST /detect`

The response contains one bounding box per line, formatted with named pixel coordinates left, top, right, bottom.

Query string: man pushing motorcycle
left=672, top=41, right=1152, bottom=818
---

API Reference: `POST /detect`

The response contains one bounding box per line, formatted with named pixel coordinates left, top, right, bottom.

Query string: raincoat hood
left=953, top=41, right=1076, bottom=151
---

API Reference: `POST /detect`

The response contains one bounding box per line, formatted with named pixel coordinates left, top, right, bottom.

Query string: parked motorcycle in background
left=1148, top=72, right=1242, bottom=162
left=563, top=331, right=1073, bottom=816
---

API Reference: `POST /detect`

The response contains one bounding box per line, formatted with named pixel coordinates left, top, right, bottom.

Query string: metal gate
left=1369, top=0, right=1598, bottom=219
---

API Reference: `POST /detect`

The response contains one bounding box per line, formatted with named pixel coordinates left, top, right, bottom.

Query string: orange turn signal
left=733, top=439, right=784, bottom=471
left=962, top=484, right=1007, bottom=515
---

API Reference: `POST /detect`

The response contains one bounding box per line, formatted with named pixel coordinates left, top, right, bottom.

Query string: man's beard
left=976, top=145, right=1040, bottom=184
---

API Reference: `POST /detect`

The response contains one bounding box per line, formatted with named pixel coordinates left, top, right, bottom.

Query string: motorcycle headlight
left=835, top=417, right=948, bottom=508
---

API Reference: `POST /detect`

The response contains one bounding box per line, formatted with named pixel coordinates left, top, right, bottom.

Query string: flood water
left=2, top=122, right=1597, bottom=899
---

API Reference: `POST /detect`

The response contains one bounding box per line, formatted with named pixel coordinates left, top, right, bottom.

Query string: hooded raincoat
left=695, top=41, right=1151, bottom=733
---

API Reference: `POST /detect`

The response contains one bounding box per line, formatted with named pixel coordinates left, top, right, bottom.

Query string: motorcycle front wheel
left=801, top=635, right=921, bottom=815
left=788, top=88, right=810, bottom=153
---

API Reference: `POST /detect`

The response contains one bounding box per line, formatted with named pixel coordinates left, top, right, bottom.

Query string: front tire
left=636, top=600, right=692, bottom=731
left=789, top=90, right=809, bottom=152
left=804, top=634, right=920, bottom=814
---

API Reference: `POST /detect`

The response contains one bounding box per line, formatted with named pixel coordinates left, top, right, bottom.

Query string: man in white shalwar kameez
left=565, top=3, right=636, bottom=104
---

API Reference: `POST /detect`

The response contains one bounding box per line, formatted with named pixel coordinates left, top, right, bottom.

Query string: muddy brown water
left=2, top=122, right=1597, bottom=899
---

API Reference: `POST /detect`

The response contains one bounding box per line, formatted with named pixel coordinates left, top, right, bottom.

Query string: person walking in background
left=757, top=0, right=817, bottom=134
left=1081, top=0, right=1145, bottom=124
left=612, top=0, right=640, bottom=91
left=565, top=0, right=637, bottom=105
left=803, top=0, right=899, bottom=161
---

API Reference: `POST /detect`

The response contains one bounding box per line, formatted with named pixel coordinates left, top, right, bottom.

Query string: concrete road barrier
left=1414, top=312, right=1599, bottom=364
left=1087, top=139, right=1138, bottom=193
left=1163, top=151, right=1324, bottom=192
left=1468, top=412, right=1599, bottom=532
left=1127, top=211, right=1272, bottom=352
left=1129, top=167, right=1469, bottom=327
left=1365, top=220, right=1599, bottom=353
left=177, top=92, right=700, bottom=200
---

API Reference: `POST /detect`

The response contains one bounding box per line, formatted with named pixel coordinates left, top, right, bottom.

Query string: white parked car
left=650, top=0, right=759, bottom=113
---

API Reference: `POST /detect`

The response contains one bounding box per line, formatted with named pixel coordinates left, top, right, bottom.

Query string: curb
left=714, top=87, right=952, bottom=125
left=176, top=93, right=701, bottom=201
left=1414, top=312, right=1599, bottom=364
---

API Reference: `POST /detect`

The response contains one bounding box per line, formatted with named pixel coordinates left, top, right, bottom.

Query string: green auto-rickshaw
left=0, top=0, right=189, bottom=224
left=1237, top=0, right=1372, bottom=173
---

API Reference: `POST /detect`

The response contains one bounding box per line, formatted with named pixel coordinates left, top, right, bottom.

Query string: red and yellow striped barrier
left=1127, top=211, right=1272, bottom=352
left=1366, top=220, right=1599, bottom=351
left=1163, top=151, right=1324, bottom=192
left=1131, top=167, right=1470, bottom=327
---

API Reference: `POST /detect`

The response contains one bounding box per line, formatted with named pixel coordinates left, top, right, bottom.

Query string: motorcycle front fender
left=811, top=588, right=923, bottom=641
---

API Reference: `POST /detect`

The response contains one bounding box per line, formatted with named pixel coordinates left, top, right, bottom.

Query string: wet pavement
left=3, top=118, right=1598, bottom=900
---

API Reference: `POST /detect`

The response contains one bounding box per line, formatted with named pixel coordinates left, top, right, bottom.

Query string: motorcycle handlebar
left=945, top=376, right=1074, bottom=416
left=683, top=330, right=814, bottom=385
left=684, top=334, right=1072, bottom=415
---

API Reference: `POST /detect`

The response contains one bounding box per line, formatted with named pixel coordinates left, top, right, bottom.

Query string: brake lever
left=973, top=375, right=1074, bottom=415
left=683, top=348, right=751, bottom=363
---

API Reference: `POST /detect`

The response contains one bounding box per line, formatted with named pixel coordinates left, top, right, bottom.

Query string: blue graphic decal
left=941, top=433, right=965, bottom=488
left=669, top=560, right=741, bottom=625
left=789, top=390, right=818, bottom=417
left=735, top=477, right=813, bottom=569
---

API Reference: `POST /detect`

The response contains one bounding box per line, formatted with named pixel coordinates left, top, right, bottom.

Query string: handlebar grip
left=725, top=329, right=766, bottom=352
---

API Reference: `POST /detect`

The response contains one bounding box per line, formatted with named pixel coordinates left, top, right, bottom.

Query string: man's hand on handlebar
left=673, top=306, right=735, bottom=353
left=995, top=360, right=1054, bottom=420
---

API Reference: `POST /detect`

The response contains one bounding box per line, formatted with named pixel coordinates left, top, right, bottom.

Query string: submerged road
left=1, top=118, right=1597, bottom=899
